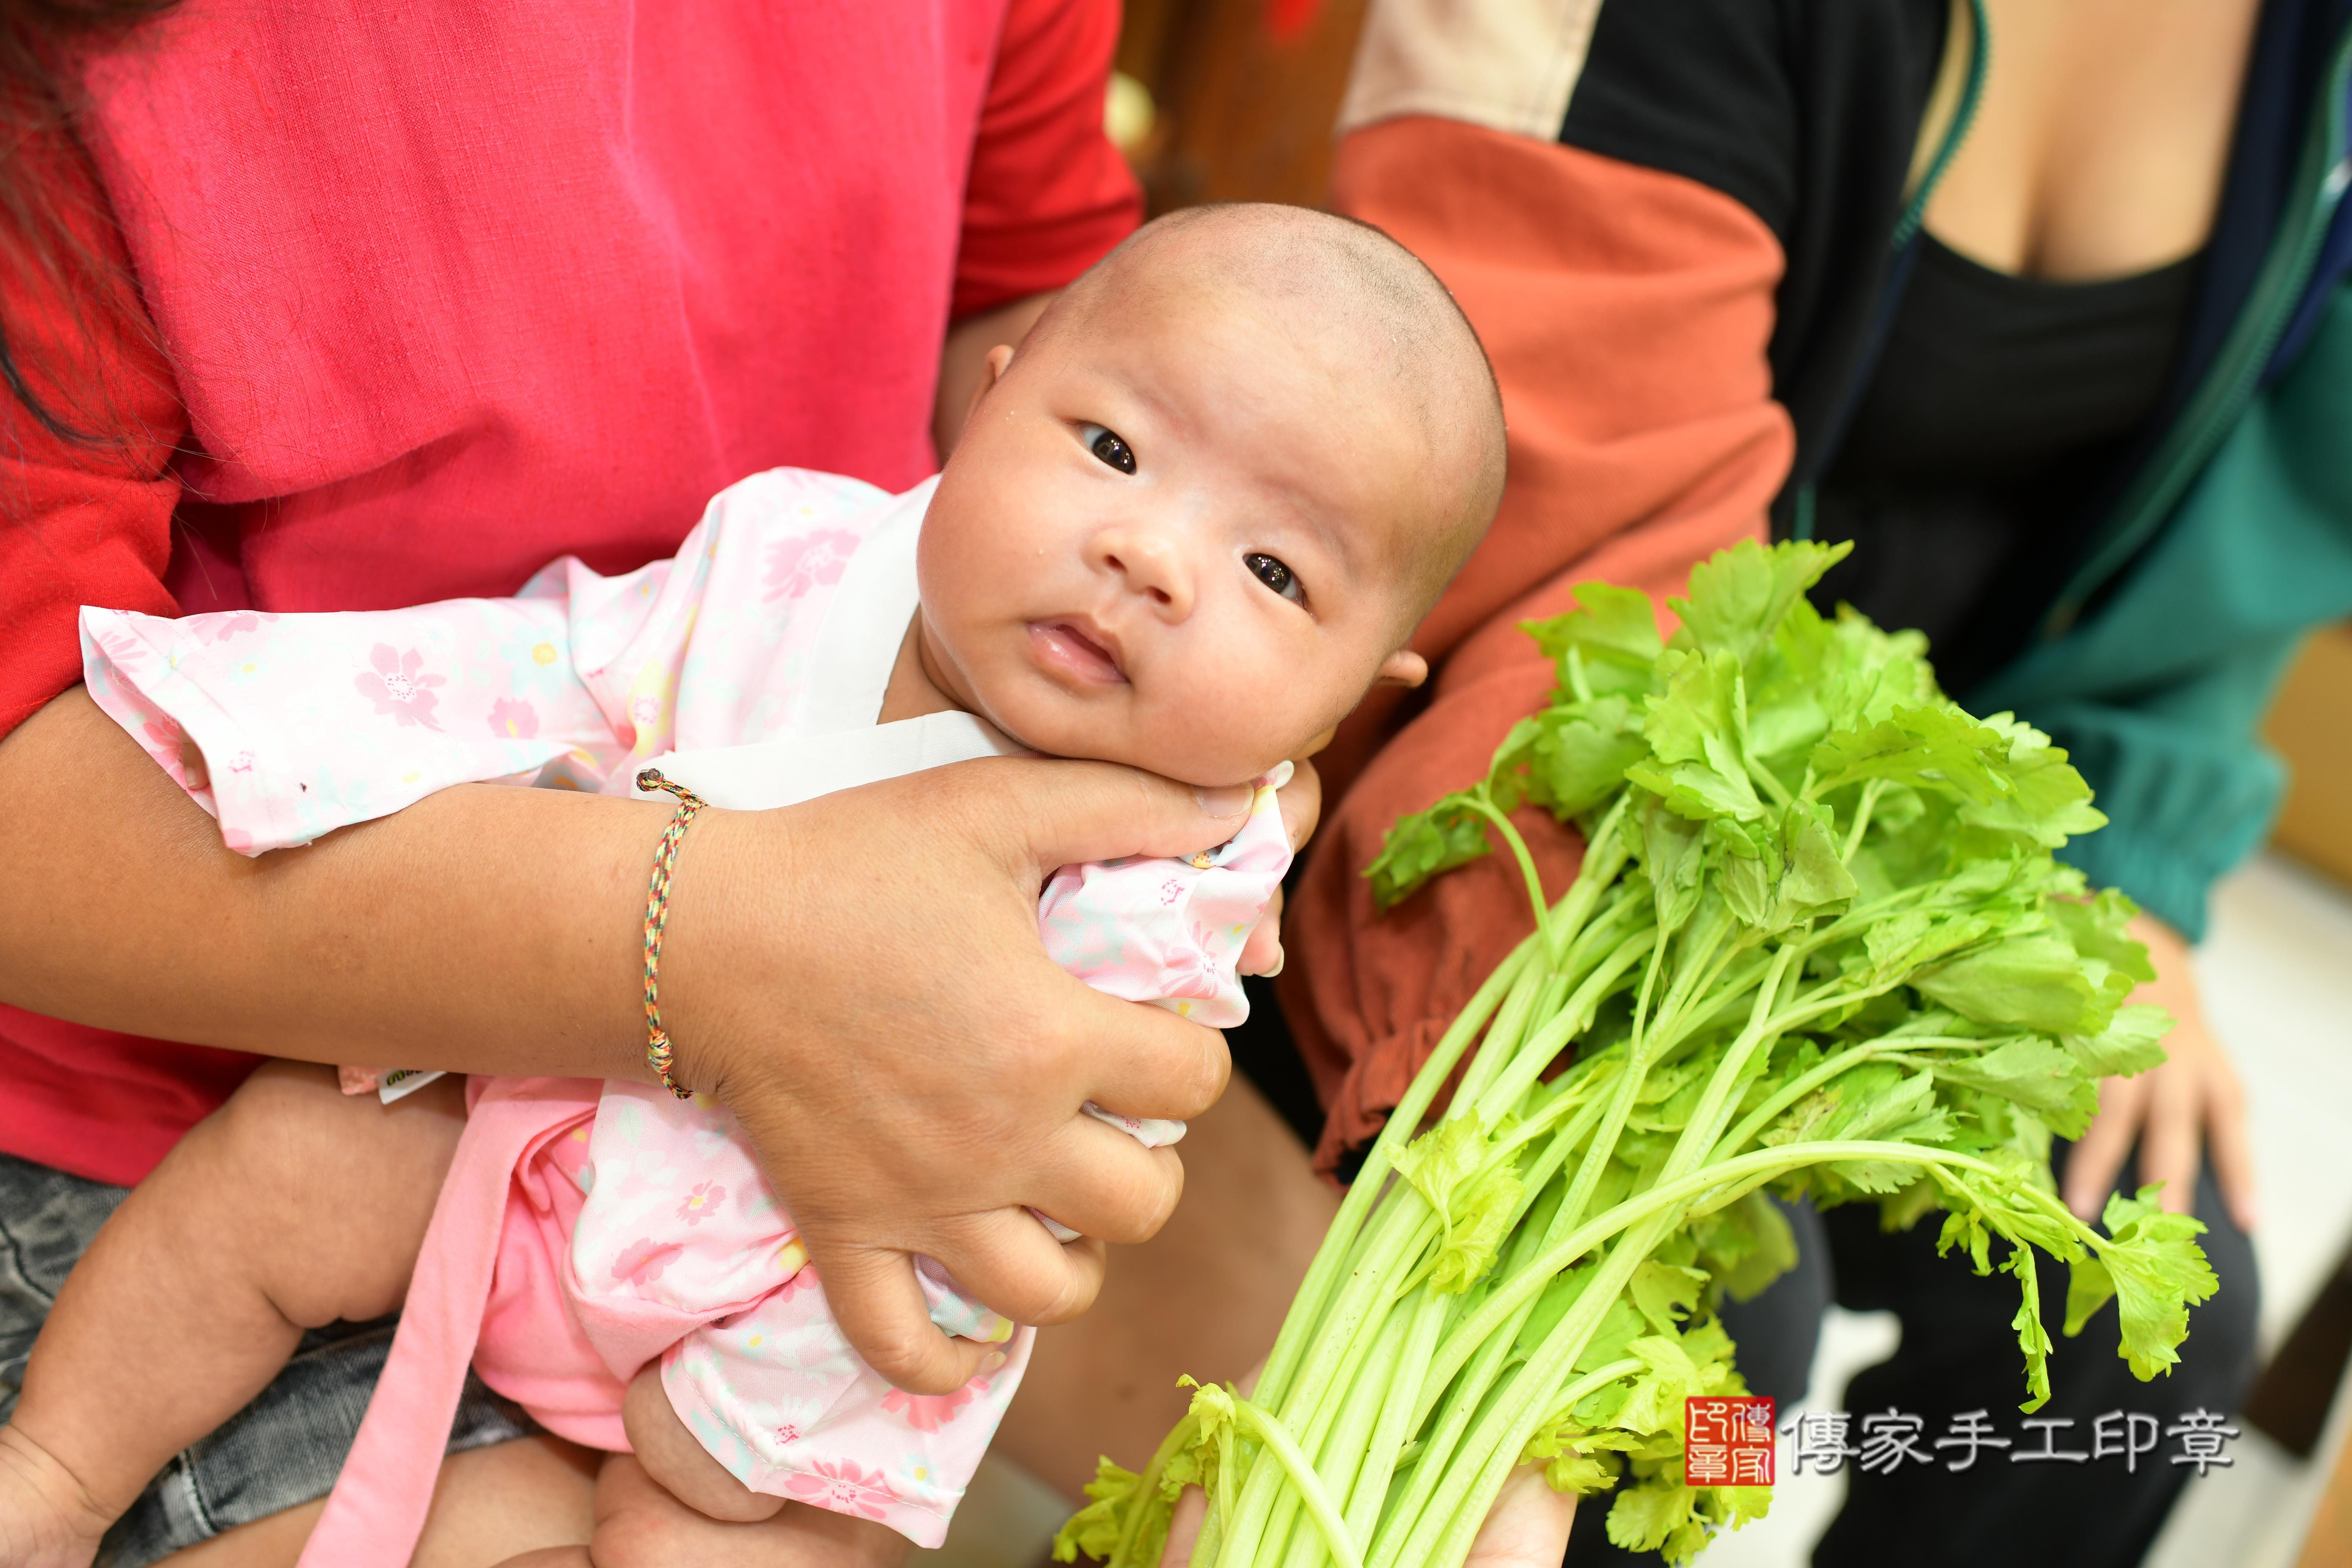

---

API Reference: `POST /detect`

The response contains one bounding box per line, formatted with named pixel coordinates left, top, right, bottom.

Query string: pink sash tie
left=295, top=1077, right=606, bottom=1568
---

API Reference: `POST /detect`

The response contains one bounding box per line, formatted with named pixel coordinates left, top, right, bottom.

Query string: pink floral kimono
left=81, top=468, right=1291, bottom=1561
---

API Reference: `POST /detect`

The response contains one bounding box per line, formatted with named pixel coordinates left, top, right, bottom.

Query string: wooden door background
left=1114, top=0, right=1371, bottom=214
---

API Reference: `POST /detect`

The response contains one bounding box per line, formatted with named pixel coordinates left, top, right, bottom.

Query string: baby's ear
left=1375, top=649, right=1429, bottom=689
left=962, top=344, right=1018, bottom=430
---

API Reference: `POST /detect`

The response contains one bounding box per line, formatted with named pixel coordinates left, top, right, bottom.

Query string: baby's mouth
left=1027, top=619, right=1127, bottom=685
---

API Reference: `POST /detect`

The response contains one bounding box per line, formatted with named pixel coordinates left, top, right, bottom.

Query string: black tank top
left=1808, top=232, right=2203, bottom=694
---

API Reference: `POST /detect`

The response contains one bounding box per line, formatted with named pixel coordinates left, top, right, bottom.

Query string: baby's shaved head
left=1032, top=203, right=1505, bottom=625
left=926, top=205, right=1506, bottom=783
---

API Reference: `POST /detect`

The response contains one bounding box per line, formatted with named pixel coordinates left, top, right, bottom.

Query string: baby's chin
left=1027, top=731, right=1285, bottom=789
left=975, top=692, right=1296, bottom=787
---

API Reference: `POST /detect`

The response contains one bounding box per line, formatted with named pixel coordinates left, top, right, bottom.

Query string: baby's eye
left=1246, top=552, right=1304, bottom=605
left=1081, top=424, right=1136, bottom=474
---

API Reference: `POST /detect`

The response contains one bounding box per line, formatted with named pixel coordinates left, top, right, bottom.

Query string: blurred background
left=932, top=5, right=2352, bottom=1563
left=1104, top=0, right=1362, bottom=213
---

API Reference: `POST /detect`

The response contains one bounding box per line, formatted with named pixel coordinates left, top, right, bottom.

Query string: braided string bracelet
left=636, top=767, right=708, bottom=1100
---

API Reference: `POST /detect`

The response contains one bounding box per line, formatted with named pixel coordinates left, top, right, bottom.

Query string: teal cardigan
left=1981, top=287, right=2352, bottom=937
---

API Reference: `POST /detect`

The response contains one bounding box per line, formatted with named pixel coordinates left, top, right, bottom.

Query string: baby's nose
left=1092, top=527, right=1195, bottom=618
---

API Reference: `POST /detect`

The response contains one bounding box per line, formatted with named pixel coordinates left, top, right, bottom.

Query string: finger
left=1157, top=1487, right=1208, bottom=1568
left=2201, top=1058, right=2261, bottom=1231
left=810, top=1246, right=991, bottom=1396
left=1060, top=980, right=1233, bottom=1123
left=2138, top=1066, right=2204, bottom=1216
left=2064, top=1073, right=2146, bottom=1222
left=1469, top=1465, right=1577, bottom=1568
left=925, top=1206, right=1109, bottom=1327
left=1240, top=885, right=1285, bottom=976
left=969, top=757, right=1254, bottom=876
left=1026, top=1116, right=1188, bottom=1246
left=1277, top=756, right=1323, bottom=850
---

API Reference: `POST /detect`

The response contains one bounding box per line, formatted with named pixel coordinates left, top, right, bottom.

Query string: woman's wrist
left=631, top=801, right=763, bottom=1103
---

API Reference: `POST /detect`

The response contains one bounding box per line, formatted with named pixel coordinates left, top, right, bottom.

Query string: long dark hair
left=1, top=0, right=180, bottom=452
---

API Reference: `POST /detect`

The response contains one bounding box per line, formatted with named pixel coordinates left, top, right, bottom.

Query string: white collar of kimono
left=635, top=476, right=1026, bottom=811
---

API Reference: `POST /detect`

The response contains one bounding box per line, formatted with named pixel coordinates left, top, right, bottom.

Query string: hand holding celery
left=1057, top=541, right=2218, bottom=1568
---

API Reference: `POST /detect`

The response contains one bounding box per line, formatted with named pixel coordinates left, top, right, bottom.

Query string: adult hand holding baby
left=654, top=751, right=1319, bottom=1396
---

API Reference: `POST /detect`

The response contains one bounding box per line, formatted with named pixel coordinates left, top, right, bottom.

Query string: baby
left=0, top=204, right=1505, bottom=1568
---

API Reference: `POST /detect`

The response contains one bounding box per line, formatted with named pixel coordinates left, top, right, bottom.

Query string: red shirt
left=1, top=0, right=1140, bottom=1186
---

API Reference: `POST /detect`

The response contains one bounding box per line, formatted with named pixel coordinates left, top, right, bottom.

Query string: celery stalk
left=1055, top=542, right=2218, bottom=1568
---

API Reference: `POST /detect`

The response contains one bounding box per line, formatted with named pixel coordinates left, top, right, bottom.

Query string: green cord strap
left=1792, top=0, right=1990, bottom=544
left=1891, top=0, right=1991, bottom=254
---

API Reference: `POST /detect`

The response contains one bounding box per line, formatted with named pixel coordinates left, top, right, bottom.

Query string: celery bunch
left=1055, top=541, right=2217, bottom=1568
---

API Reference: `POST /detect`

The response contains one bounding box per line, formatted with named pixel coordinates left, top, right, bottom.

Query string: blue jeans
left=0, top=1152, right=535, bottom=1568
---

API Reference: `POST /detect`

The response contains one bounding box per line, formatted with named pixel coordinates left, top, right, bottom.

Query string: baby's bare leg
left=495, top=1446, right=907, bottom=1568
left=485, top=1366, right=904, bottom=1568
left=0, top=1063, right=466, bottom=1566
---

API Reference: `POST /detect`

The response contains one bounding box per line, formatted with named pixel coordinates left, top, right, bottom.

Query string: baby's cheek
left=1018, top=679, right=1223, bottom=781
left=1155, top=664, right=1336, bottom=781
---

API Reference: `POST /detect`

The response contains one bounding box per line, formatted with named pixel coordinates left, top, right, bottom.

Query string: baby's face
left=916, top=286, right=1447, bottom=788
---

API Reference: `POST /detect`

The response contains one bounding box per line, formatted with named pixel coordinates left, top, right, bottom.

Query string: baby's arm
left=0, top=1064, right=466, bottom=1568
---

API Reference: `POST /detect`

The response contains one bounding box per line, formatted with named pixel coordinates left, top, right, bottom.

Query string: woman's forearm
left=0, top=686, right=660, bottom=1078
